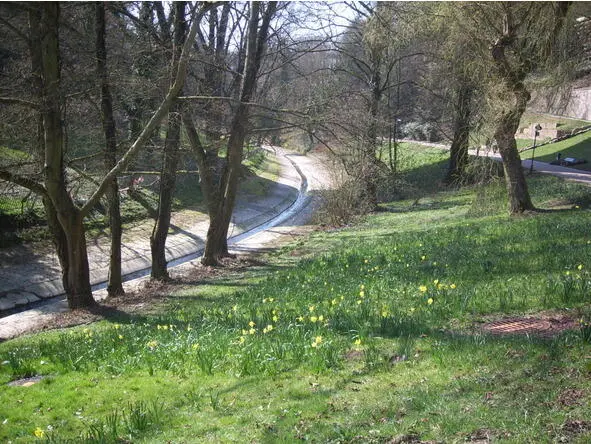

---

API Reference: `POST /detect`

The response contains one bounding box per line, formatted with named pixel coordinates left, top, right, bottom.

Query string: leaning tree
left=0, top=2, right=200, bottom=308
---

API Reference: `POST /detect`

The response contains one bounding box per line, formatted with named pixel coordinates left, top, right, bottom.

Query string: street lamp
left=529, top=123, right=542, bottom=174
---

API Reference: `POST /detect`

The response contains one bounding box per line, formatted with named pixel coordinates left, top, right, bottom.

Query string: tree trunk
left=494, top=99, right=535, bottom=214
left=29, top=7, right=72, bottom=296
left=202, top=106, right=247, bottom=265
left=96, top=2, right=124, bottom=296
left=62, top=213, right=94, bottom=308
left=361, top=66, right=382, bottom=209
left=42, top=196, right=72, bottom=295
left=150, top=101, right=182, bottom=279
left=150, top=2, right=187, bottom=280
left=201, top=1, right=277, bottom=266
left=446, top=81, right=472, bottom=184
left=40, top=3, right=95, bottom=308
left=490, top=16, right=535, bottom=215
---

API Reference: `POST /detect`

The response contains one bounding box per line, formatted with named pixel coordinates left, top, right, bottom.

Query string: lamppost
left=529, top=123, right=542, bottom=174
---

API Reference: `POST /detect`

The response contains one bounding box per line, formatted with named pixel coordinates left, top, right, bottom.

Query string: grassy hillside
left=1, top=151, right=591, bottom=443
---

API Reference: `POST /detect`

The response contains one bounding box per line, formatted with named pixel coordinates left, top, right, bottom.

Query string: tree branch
left=0, top=170, right=47, bottom=197
left=80, top=4, right=201, bottom=218
left=0, top=97, right=39, bottom=108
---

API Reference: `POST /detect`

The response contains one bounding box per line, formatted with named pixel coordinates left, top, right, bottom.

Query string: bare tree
left=0, top=2, right=200, bottom=308
left=453, top=2, right=572, bottom=214
left=150, top=1, right=189, bottom=280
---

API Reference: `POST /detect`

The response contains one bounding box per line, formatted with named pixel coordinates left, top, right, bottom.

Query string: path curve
left=0, top=148, right=331, bottom=339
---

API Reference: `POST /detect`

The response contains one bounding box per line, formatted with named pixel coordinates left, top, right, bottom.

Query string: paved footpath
left=475, top=149, right=591, bottom=184
left=402, top=139, right=591, bottom=185
left=0, top=147, right=302, bottom=318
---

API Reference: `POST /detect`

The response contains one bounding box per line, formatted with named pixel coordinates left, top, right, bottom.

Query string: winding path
left=0, top=148, right=330, bottom=339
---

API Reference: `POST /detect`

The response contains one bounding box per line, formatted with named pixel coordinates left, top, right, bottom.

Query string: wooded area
left=0, top=1, right=589, bottom=309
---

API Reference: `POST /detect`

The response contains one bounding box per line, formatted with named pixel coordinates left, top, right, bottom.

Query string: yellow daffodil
left=318, top=315, right=324, bottom=322
left=310, top=316, right=318, bottom=323
left=359, top=290, right=365, bottom=298
left=118, top=335, right=123, bottom=340
left=248, top=321, right=255, bottom=327
left=272, top=315, right=278, bottom=322
left=248, top=328, right=256, bottom=335
left=146, top=340, right=158, bottom=349
left=450, top=283, right=456, bottom=289
left=354, top=339, right=362, bottom=346
left=34, top=427, right=45, bottom=438
left=309, top=305, right=315, bottom=312
left=578, top=264, right=584, bottom=270
left=427, top=298, right=434, bottom=305
left=419, top=285, right=428, bottom=293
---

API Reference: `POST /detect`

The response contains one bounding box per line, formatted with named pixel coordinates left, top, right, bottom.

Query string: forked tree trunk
left=96, top=2, right=124, bottom=296
left=30, top=7, right=72, bottom=296
left=40, top=3, right=96, bottom=308
left=6, top=3, right=201, bottom=309
left=150, top=1, right=187, bottom=280
left=201, top=1, right=277, bottom=266
left=202, top=106, right=248, bottom=265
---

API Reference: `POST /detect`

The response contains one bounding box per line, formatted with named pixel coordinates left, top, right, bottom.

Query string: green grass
left=519, top=112, right=590, bottom=133
left=526, top=131, right=591, bottom=171
left=2, top=150, right=591, bottom=442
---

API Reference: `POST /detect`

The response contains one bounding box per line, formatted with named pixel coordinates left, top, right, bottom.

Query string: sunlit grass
left=1, top=149, right=591, bottom=442
left=528, top=131, right=591, bottom=171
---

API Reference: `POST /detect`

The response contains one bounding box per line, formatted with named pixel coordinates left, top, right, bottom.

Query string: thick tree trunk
left=30, top=7, right=72, bottom=296
left=494, top=97, right=535, bottom=214
left=42, top=196, right=71, bottom=295
left=96, top=2, right=124, bottom=296
left=62, top=213, right=94, bottom=308
left=490, top=20, right=535, bottom=215
left=446, top=82, right=472, bottom=184
left=40, top=3, right=95, bottom=308
left=150, top=2, right=187, bottom=280
left=202, top=106, right=247, bottom=265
